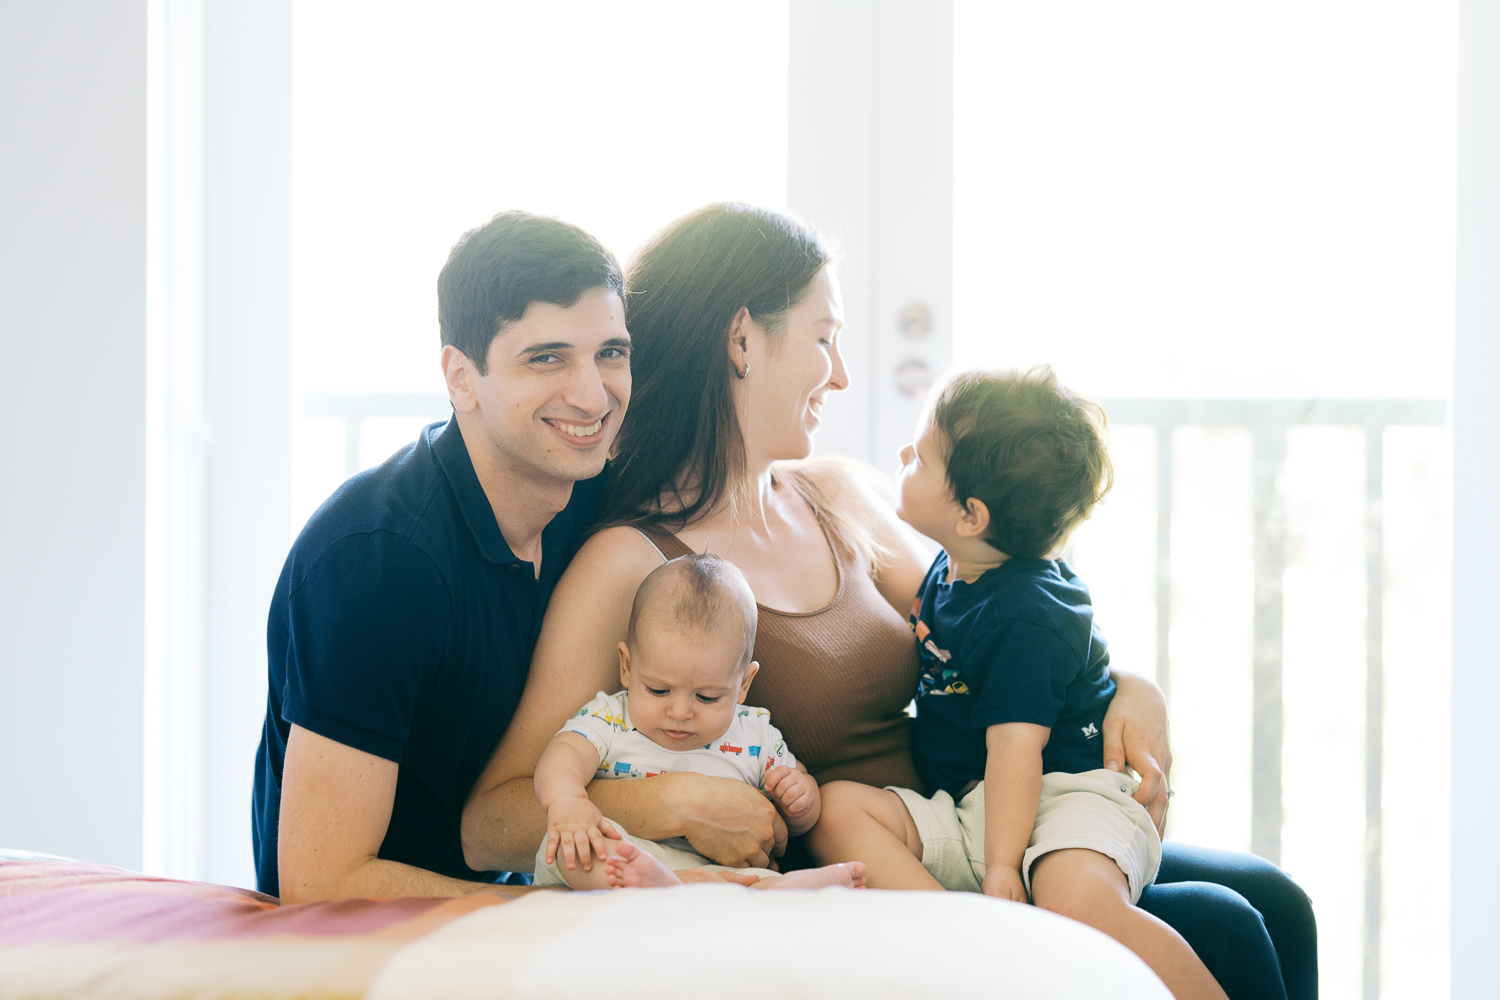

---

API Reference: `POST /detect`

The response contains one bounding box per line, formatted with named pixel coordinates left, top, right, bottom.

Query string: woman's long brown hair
left=601, top=203, right=832, bottom=531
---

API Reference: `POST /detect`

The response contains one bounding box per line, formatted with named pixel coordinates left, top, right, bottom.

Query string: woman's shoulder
left=777, top=457, right=897, bottom=529
left=563, top=524, right=669, bottom=583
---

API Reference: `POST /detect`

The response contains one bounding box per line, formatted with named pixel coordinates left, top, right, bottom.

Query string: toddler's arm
left=764, top=762, right=821, bottom=836
left=982, top=722, right=1050, bottom=902
left=534, top=731, right=618, bottom=872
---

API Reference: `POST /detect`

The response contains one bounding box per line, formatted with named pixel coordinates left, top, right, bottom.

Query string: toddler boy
left=533, top=553, right=865, bottom=892
left=809, top=368, right=1226, bottom=1000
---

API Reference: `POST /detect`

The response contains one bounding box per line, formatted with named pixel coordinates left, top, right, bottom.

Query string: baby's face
left=617, top=626, right=756, bottom=752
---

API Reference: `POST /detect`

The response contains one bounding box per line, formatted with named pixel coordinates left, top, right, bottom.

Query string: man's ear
left=441, top=345, right=481, bottom=414
left=954, top=497, right=992, bottom=539
left=617, top=641, right=632, bottom=690
left=738, top=661, right=760, bottom=703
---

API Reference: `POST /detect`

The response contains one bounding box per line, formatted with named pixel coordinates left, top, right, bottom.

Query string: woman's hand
left=667, top=772, right=788, bottom=870
left=1102, top=670, right=1173, bottom=835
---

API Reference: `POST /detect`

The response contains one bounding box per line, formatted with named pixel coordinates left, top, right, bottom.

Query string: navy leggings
left=1140, top=842, right=1318, bottom=1000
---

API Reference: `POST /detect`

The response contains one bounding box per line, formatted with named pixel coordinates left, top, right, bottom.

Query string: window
left=291, top=0, right=790, bottom=530
left=954, top=4, right=1456, bottom=996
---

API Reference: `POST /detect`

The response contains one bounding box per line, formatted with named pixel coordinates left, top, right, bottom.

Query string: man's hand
left=671, top=773, right=788, bottom=869
left=982, top=865, right=1028, bottom=902
left=543, top=798, right=619, bottom=872
left=1102, top=671, right=1173, bottom=835
left=763, top=766, right=820, bottom=835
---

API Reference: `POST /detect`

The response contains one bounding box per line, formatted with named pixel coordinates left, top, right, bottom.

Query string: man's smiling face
left=468, top=286, right=631, bottom=487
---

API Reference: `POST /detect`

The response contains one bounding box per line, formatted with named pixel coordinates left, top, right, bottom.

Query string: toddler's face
left=895, top=412, right=963, bottom=545
left=617, top=625, right=757, bottom=752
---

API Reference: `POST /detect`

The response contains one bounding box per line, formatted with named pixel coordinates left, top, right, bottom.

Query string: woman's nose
left=827, top=343, right=850, bottom=392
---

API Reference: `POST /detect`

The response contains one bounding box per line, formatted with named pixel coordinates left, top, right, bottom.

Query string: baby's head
left=617, top=553, right=760, bottom=751
left=896, top=366, right=1113, bottom=559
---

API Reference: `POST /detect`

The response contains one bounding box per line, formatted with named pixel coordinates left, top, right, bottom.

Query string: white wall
left=789, top=0, right=953, bottom=473
left=0, top=1, right=148, bottom=869
left=1451, top=0, right=1500, bottom=994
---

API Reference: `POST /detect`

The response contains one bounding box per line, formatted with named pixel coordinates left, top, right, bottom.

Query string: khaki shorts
left=888, top=768, right=1162, bottom=904
left=533, top=818, right=781, bottom=888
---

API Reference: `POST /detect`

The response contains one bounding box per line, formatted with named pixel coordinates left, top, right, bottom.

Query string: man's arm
left=279, top=725, right=496, bottom=902
left=982, top=722, right=1050, bottom=902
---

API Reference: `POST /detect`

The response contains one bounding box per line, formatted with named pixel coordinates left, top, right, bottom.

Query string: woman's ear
left=738, top=661, right=760, bottom=702
left=954, top=497, right=992, bottom=539
left=617, top=641, right=633, bottom=690
left=727, top=306, right=753, bottom=375
left=441, top=345, right=479, bottom=414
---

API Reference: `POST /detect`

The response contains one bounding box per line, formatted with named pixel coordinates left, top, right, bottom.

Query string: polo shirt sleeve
left=279, top=532, right=453, bottom=763
left=966, top=619, right=1083, bottom=733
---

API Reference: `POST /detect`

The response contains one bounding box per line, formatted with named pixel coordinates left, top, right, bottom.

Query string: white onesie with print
left=532, top=690, right=797, bottom=885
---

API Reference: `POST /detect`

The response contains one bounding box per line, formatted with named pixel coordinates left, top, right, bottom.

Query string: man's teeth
left=557, top=419, right=602, bottom=438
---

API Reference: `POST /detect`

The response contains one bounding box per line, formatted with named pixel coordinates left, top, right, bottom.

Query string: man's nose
left=562, top=359, right=609, bottom=415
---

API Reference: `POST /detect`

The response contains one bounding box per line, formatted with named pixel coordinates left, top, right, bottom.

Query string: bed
left=0, top=850, right=1170, bottom=999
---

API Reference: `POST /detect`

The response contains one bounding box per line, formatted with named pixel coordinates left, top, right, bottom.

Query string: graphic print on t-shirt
left=910, top=596, right=968, bottom=696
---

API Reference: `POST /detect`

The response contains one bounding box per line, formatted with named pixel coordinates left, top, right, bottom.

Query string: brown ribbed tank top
left=639, top=526, right=926, bottom=793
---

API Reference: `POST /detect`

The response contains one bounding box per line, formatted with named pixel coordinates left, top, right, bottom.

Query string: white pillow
left=368, top=885, right=1171, bottom=1000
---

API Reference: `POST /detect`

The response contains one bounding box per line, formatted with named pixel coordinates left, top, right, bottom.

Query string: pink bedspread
left=0, top=858, right=516, bottom=999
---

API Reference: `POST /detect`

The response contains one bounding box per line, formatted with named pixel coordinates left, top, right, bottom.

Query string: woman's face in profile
left=741, top=267, right=850, bottom=464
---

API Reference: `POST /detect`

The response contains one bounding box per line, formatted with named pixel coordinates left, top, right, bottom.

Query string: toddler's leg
left=1031, top=849, right=1229, bottom=1000
left=805, top=781, right=942, bottom=890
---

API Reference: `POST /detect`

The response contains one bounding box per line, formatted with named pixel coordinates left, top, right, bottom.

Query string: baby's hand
left=544, top=798, right=617, bottom=872
left=764, top=766, right=819, bottom=830
left=982, top=865, right=1028, bottom=903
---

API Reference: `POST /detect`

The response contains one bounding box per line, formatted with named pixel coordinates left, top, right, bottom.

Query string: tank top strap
left=632, top=525, right=694, bottom=562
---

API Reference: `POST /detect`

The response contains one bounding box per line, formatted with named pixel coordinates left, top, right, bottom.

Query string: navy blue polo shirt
left=252, top=416, right=605, bottom=897
left=909, top=552, right=1116, bottom=796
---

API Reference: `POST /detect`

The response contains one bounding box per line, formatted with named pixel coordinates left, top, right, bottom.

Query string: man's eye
left=599, top=347, right=630, bottom=360
left=530, top=353, right=562, bottom=364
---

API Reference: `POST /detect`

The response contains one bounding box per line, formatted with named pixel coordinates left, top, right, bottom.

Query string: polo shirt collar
left=430, top=415, right=523, bottom=566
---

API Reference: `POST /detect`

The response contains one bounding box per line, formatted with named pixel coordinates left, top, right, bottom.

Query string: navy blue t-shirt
left=251, top=416, right=605, bottom=897
left=909, top=552, right=1116, bottom=796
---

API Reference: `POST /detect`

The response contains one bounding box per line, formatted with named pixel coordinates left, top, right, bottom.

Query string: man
left=252, top=211, right=630, bottom=901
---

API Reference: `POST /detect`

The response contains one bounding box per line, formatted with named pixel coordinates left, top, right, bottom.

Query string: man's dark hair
left=437, top=210, right=624, bottom=373
left=931, top=366, right=1113, bottom=559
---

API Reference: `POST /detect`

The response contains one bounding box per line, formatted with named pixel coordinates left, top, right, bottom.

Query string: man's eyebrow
left=602, top=336, right=632, bottom=348
left=516, top=341, right=572, bottom=355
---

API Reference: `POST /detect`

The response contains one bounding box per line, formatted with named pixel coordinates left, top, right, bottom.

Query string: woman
left=463, top=204, right=1315, bottom=1000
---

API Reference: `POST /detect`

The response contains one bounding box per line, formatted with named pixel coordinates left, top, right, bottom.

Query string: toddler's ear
left=955, top=497, right=991, bottom=539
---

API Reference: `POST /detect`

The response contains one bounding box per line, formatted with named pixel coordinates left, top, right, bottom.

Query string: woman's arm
left=1102, top=667, right=1174, bottom=834
left=460, top=526, right=786, bottom=872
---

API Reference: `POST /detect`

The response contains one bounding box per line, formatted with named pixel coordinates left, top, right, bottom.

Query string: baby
left=532, top=552, right=866, bottom=891
left=809, top=367, right=1227, bottom=1000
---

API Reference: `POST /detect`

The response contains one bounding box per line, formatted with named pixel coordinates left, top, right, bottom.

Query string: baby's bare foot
left=757, top=862, right=867, bottom=891
left=605, top=842, right=683, bottom=889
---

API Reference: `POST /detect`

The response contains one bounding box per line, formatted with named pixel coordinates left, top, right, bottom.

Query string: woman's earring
left=736, top=363, right=750, bottom=380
